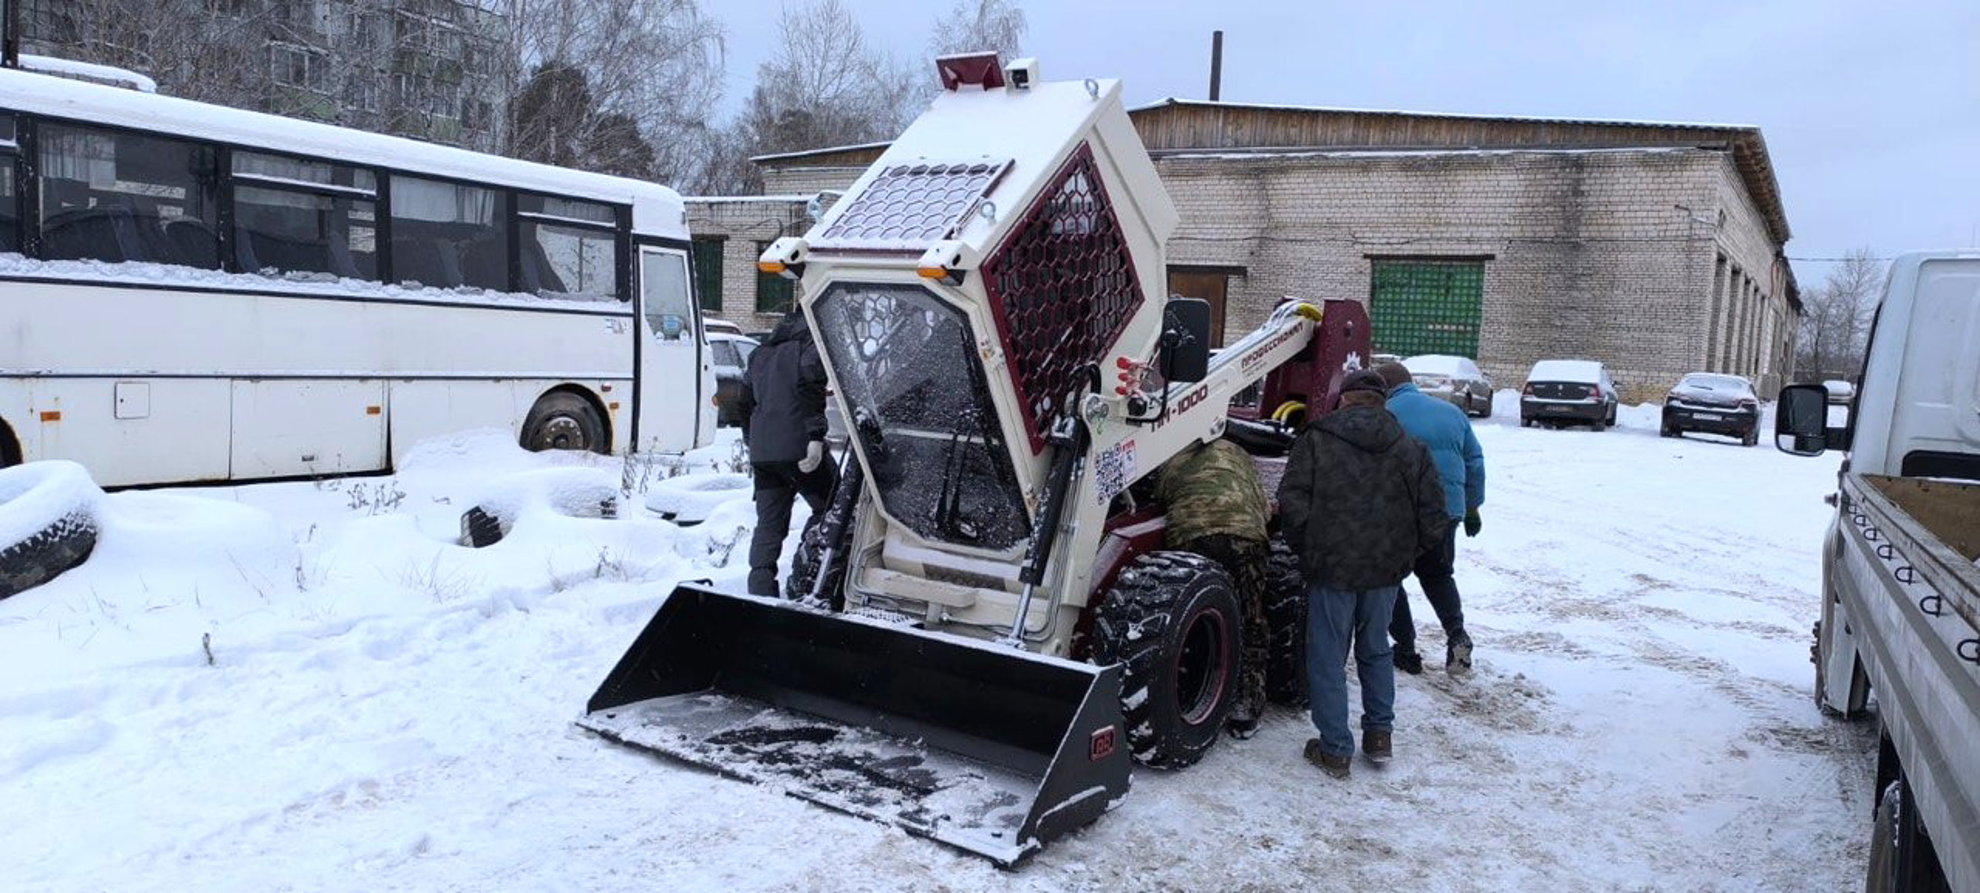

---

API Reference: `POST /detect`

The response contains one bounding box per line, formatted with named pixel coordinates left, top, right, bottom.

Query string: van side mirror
left=1775, top=384, right=1832, bottom=455
left=1160, top=297, right=1212, bottom=384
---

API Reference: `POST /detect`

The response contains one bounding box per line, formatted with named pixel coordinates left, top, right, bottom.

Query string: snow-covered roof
left=1129, top=97, right=1759, bottom=132
left=750, top=140, right=894, bottom=164
left=1527, top=359, right=1606, bottom=383
left=19, top=54, right=157, bottom=93
left=0, top=68, right=687, bottom=240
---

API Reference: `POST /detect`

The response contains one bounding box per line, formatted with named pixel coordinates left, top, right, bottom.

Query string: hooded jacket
left=1276, top=404, right=1448, bottom=590
left=1386, top=382, right=1486, bottom=519
left=735, top=311, right=829, bottom=463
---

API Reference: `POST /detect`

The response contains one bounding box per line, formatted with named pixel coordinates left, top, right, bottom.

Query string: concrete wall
left=683, top=197, right=815, bottom=333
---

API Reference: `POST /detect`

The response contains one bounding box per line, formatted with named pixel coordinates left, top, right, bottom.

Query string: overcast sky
left=709, top=0, right=1979, bottom=288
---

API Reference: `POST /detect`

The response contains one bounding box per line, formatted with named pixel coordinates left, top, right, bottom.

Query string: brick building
left=698, top=100, right=1798, bottom=398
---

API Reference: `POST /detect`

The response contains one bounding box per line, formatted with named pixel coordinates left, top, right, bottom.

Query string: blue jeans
left=1306, top=582, right=1399, bottom=758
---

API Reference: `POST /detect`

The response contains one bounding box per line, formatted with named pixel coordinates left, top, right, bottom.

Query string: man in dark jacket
left=1375, top=361, right=1487, bottom=674
left=1277, top=370, right=1447, bottom=779
left=733, top=310, right=838, bottom=596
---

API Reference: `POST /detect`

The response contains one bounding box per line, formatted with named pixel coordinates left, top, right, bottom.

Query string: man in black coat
left=1277, top=370, right=1447, bottom=779
left=732, top=310, right=838, bottom=596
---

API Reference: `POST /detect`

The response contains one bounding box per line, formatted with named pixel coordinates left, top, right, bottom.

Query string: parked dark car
left=710, top=331, right=759, bottom=427
left=1520, top=359, right=1619, bottom=430
left=1661, top=372, right=1760, bottom=446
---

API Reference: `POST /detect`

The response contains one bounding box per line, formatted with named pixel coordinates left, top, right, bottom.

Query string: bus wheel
left=522, top=392, right=606, bottom=454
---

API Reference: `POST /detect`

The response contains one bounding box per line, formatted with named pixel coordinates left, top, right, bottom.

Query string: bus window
left=518, top=194, right=619, bottom=300
left=1, top=115, right=14, bottom=252
left=38, top=123, right=219, bottom=268
left=390, top=175, right=507, bottom=291
left=234, top=188, right=379, bottom=280
left=1, top=160, right=15, bottom=254
left=231, top=151, right=379, bottom=281
left=640, top=250, right=693, bottom=341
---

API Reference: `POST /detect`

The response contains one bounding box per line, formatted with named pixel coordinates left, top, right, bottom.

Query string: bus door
left=634, top=246, right=715, bottom=452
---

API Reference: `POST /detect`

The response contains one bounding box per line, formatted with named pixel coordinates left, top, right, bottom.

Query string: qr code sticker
left=1094, top=440, right=1137, bottom=507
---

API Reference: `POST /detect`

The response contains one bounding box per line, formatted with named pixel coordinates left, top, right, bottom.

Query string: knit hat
left=1340, top=369, right=1389, bottom=396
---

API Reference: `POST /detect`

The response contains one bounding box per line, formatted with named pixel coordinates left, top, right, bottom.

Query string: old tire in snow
left=0, top=461, right=102, bottom=600
left=1090, top=551, right=1241, bottom=770
left=458, top=469, right=620, bottom=548
left=1262, top=537, right=1309, bottom=705
left=644, top=472, right=752, bottom=526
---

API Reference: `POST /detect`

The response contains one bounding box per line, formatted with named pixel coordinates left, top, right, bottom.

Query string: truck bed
left=1842, top=473, right=1980, bottom=890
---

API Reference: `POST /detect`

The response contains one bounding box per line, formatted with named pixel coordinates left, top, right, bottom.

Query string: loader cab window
left=812, top=281, right=1029, bottom=551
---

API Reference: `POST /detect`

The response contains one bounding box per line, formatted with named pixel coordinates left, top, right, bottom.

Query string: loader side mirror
left=1160, top=297, right=1212, bottom=384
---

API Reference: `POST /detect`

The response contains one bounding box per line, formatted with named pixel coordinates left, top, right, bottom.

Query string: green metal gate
left=1368, top=260, right=1484, bottom=358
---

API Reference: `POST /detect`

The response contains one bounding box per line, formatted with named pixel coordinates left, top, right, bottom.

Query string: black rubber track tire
left=0, top=466, right=100, bottom=600
left=1090, top=551, right=1242, bottom=770
left=1263, top=537, right=1309, bottom=705
left=521, top=391, right=607, bottom=454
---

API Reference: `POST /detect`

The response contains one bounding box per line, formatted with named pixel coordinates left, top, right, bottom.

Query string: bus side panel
left=2, top=378, right=233, bottom=487
left=230, top=379, right=388, bottom=479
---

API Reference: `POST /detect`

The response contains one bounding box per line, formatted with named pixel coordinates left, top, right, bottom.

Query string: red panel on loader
left=981, top=142, right=1146, bottom=454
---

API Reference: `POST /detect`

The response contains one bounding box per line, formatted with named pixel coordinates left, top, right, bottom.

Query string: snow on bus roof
left=19, top=54, right=157, bottom=93
left=0, top=68, right=686, bottom=240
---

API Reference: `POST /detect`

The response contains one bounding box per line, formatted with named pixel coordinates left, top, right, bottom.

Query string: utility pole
left=1208, top=30, right=1222, bottom=101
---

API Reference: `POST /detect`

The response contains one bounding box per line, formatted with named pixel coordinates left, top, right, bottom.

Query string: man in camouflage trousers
left=1154, top=436, right=1272, bottom=739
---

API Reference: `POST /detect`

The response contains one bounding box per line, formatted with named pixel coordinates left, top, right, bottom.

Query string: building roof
left=755, top=98, right=1792, bottom=245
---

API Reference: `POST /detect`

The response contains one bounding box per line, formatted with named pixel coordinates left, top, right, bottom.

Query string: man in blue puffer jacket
left=1374, top=362, right=1486, bottom=674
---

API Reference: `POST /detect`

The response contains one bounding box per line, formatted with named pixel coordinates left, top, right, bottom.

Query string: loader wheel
left=1091, top=551, right=1241, bottom=770
left=784, top=512, right=849, bottom=609
left=1263, top=537, right=1309, bottom=705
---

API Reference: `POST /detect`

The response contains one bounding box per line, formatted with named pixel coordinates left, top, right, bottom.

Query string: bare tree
left=497, top=0, right=724, bottom=186
left=926, top=0, right=1027, bottom=60
left=707, top=0, right=918, bottom=194
left=1795, top=248, right=1885, bottom=381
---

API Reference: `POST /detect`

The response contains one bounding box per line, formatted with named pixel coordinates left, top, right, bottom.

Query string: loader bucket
left=579, top=583, right=1131, bottom=867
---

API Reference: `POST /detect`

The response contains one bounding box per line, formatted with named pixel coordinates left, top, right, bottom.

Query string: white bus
left=0, top=67, right=714, bottom=487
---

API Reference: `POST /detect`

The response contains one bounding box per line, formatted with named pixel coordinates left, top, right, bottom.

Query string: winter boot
left=1393, top=649, right=1425, bottom=676
left=1362, top=729, right=1393, bottom=765
left=1447, top=628, right=1474, bottom=674
left=1304, top=739, right=1350, bottom=780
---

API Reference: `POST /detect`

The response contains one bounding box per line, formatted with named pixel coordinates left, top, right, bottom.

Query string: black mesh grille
left=980, top=143, right=1144, bottom=453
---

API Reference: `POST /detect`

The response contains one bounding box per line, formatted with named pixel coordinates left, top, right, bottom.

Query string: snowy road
left=1, top=405, right=1873, bottom=892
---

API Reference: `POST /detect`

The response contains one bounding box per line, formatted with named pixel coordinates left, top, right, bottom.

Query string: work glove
left=1463, top=508, right=1482, bottom=538
left=797, top=439, right=826, bottom=474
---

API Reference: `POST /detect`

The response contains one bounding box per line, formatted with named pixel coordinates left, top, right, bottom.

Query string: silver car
left=1404, top=354, right=1494, bottom=417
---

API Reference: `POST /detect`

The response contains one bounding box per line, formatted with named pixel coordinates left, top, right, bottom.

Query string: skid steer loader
left=581, top=54, right=1369, bottom=866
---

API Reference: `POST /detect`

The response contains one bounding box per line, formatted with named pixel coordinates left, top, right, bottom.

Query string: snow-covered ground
left=1, top=401, right=1873, bottom=892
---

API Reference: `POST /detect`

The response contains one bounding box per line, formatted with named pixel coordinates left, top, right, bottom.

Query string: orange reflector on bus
left=365, top=405, right=382, bottom=415
left=39, top=410, right=60, bottom=422
left=608, top=402, right=620, bottom=411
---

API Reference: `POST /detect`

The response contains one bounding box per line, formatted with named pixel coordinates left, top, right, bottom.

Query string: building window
left=1368, top=259, right=1486, bottom=359
left=755, top=240, right=794, bottom=313
left=692, top=237, right=725, bottom=313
